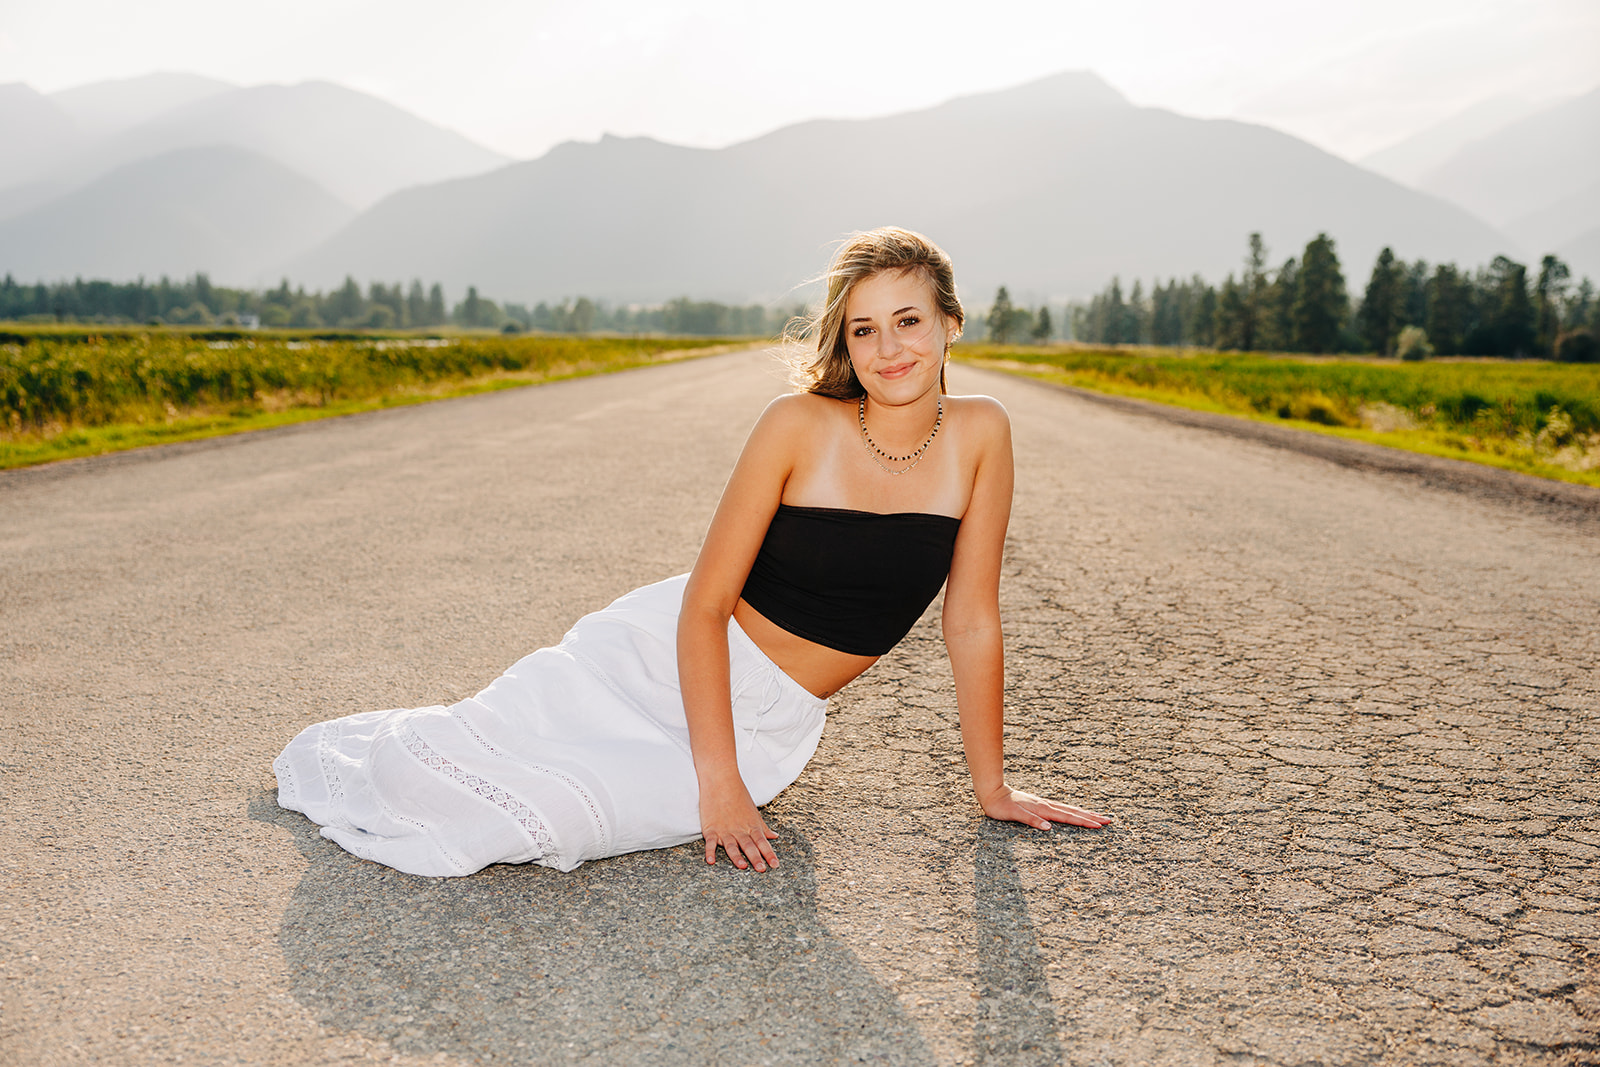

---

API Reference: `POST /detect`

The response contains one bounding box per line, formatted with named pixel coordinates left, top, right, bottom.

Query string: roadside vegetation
left=9, top=227, right=1597, bottom=483
left=960, top=344, right=1600, bottom=487
left=0, top=327, right=731, bottom=470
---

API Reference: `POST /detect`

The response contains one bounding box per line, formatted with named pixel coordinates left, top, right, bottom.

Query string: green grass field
left=9, top=329, right=1598, bottom=485
left=959, top=344, right=1600, bottom=488
left=0, top=327, right=737, bottom=470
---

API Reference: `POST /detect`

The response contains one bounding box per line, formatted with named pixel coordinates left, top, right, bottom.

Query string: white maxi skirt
left=273, top=575, right=829, bottom=877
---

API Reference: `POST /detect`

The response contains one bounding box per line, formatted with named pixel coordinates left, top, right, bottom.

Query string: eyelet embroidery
left=401, top=727, right=558, bottom=862
left=448, top=707, right=611, bottom=854
left=316, top=721, right=345, bottom=806
left=272, top=751, right=297, bottom=805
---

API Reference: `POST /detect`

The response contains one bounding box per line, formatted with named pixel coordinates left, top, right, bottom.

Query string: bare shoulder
left=946, top=394, right=1012, bottom=445
left=745, top=391, right=842, bottom=455
left=759, top=390, right=840, bottom=425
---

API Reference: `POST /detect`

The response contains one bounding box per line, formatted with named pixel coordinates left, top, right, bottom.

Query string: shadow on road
left=972, top=825, right=1066, bottom=1065
left=250, top=790, right=933, bottom=1065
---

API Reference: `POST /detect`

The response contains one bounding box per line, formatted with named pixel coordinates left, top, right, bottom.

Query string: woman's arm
left=678, top=396, right=806, bottom=871
left=942, top=399, right=1112, bottom=831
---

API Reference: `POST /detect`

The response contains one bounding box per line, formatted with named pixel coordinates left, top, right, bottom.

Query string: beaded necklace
left=858, top=396, right=942, bottom=476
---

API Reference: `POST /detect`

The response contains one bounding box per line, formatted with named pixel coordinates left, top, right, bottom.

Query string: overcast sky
left=2, top=0, right=1596, bottom=162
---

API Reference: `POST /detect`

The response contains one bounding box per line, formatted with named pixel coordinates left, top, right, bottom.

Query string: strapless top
left=739, top=504, right=962, bottom=656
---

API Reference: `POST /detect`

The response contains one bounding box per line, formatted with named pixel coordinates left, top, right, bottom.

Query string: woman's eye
left=852, top=326, right=873, bottom=337
left=899, top=316, right=920, bottom=328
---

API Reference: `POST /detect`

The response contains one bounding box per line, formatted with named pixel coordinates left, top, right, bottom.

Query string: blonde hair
left=784, top=227, right=964, bottom=399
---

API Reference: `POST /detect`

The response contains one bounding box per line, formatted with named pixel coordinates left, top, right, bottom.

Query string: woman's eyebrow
left=848, top=305, right=921, bottom=324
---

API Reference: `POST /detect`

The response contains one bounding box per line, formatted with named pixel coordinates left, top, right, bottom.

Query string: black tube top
left=739, top=504, right=962, bottom=656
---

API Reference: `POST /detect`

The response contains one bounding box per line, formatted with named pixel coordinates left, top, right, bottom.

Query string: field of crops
left=0, top=327, right=732, bottom=469
left=960, top=344, right=1600, bottom=487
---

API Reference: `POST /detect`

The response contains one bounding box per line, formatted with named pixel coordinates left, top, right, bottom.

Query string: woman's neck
left=860, top=391, right=942, bottom=452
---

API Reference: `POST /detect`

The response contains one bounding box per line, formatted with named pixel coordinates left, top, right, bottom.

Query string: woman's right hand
left=699, top=779, right=780, bottom=872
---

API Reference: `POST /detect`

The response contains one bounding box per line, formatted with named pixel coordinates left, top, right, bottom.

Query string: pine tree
left=1567, top=278, right=1595, bottom=334
left=572, top=296, right=596, bottom=333
left=1263, top=258, right=1298, bottom=352
left=1150, top=281, right=1183, bottom=346
left=1360, top=247, right=1403, bottom=355
left=1425, top=265, right=1472, bottom=356
left=988, top=286, right=1016, bottom=344
left=1190, top=278, right=1217, bottom=348
left=1031, top=306, right=1052, bottom=343
left=1535, top=255, right=1571, bottom=357
left=1127, top=280, right=1148, bottom=343
left=407, top=280, right=428, bottom=327
left=1214, top=275, right=1247, bottom=350
left=195, top=273, right=215, bottom=316
left=1402, top=259, right=1429, bottom=330
left=1106, top=279, right=1131, bottom=343
left=328, top=276, right=364, bottom=325
left=1485, top=256, right=1534, bottom=357
left=1293, top=234, right=1348, bottom=354
left=460, top=286, right=484, bottom=328
left=1243, top=233, right=1268, bottom=351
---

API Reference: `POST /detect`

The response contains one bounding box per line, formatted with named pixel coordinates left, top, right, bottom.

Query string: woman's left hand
left=979, top=783, right=1113, bottom=830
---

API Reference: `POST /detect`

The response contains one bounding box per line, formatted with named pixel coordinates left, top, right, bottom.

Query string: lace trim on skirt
left=401, top=726, right=559, bottom=862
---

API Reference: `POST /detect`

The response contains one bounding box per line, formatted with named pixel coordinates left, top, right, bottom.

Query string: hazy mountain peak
left=1359, top=93, right=1546, bottom=187
left=1418, top=83, right=1600, bottom=229
left=60, top=78, right=512, bottom=209
left=0, top=84, right=84, bottom=189
left=543, top=132, right=685, bottom=161
left=49, top=72, right=235, bottom=136
left=0, top=143, right=355, bottom=285
left=954, top=69, right=1131, bottom=110
left=288, top=65, right=1508, bottom=306
left=0, top=81, right=71, bottom=119
left=728, top=68, right=1133, bottom=155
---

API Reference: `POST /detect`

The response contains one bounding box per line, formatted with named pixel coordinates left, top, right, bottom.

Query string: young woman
left=274, top=228, right=1111, bottom=877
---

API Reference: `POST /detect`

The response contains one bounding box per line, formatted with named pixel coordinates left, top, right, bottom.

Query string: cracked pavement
left=1, top=350, right=1596, bottom=1065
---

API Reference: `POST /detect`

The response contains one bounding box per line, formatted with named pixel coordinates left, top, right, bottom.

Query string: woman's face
left=843, top=269, right=950, bottom=407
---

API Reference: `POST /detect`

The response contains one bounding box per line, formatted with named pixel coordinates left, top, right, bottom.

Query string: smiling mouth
left=880, top=362, right=915, bottom=379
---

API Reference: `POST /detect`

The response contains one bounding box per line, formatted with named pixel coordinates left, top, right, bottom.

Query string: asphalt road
left=2, top=349, right=1596, bottom=1066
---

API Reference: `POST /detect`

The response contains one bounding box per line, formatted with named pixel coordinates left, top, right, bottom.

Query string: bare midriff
left=733, top=597, right=879, bottom=700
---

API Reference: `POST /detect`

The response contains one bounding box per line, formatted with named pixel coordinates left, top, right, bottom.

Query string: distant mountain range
left=50, top=72, right=234, bottom=139
left=1413, top=88, right=1600, bottom=229
left=0, top=73, right=508, bottom=283
left=1368, top=86, right=1600, bottom=279
left=1418, top=87, right=1600, bottom=277
left=1, top=70, right=1596, bottom=301
left=282, top=72, right=1513, bottom=304
left=0, top=146, right=355, bottom=283
left=1358, top=95, right=1544, bottom=188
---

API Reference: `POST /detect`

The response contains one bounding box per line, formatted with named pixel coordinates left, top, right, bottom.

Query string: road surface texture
left=3, top=349, right=1596, bottom=1066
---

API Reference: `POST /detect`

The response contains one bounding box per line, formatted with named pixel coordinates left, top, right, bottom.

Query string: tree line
left=0, top=274, right=799, bottom=338
left=1041, top=235, right=1597, bottom=362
